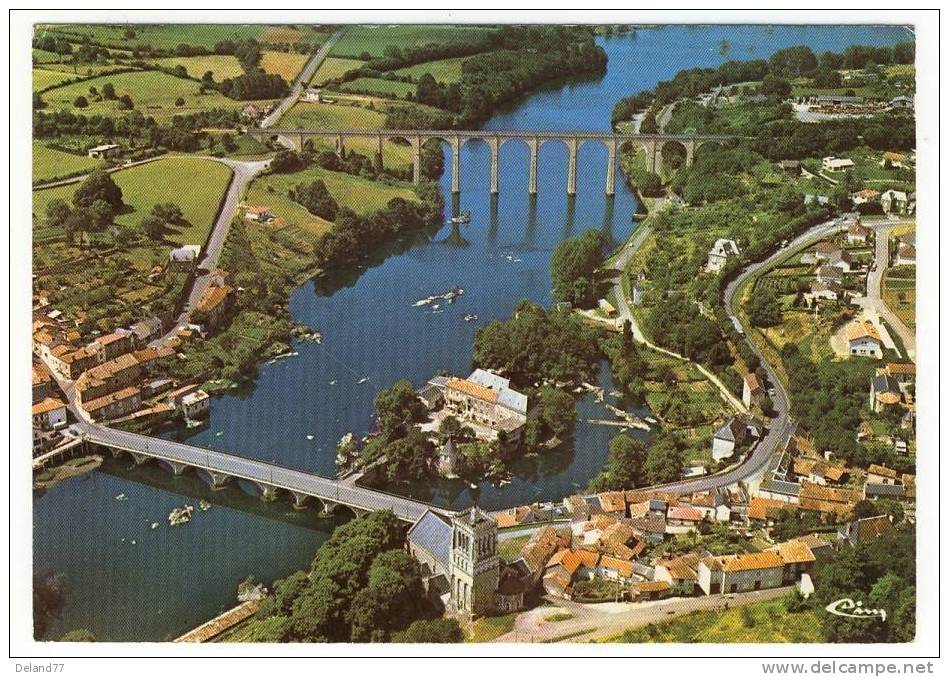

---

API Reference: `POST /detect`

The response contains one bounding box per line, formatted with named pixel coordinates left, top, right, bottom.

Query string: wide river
left=34, top=25, right=910, bottom=641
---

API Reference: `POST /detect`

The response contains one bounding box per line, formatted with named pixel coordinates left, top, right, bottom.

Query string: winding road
left=864, top=222, right=916, bottom=360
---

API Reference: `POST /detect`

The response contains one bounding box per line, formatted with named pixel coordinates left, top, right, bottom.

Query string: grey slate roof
left=864, top=483, right=906, bottom=498
left=407, top=509, right=452, bottom=571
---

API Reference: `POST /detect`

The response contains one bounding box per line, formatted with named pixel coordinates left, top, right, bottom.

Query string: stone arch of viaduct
left=260, top=129, right=741, bottom=196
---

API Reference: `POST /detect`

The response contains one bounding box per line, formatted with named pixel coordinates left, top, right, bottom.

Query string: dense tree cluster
left=358, top=380, right=434, bottom=483
left=599, top=321, right=646, bottom=399
left=219, top=70, right=289, bottom=101
left=288, top=179, right=339, bottom=221
left=550, top=229, right=606, bottom=308
left=314, top=181, right=444, bottom=269
left=472, top=300, right=601, bottom=389
left=249, top=511, right=439, bottom=642
left=589, top=430, right=685, bottom=491
left=745, top=287, right=783, bottom=327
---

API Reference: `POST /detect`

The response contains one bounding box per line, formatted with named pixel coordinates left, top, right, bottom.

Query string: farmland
left=882, top=266, right=916, bottom=331
left=330, top=25, right=496, bottom=59
left=32, top=67, right=78, bottom=92
left=244, top=165, right=419, bottom=235
left=38, top=24, right=268, bottom=51
left=394, top=56, right=469, bottom=83
left=32, top=142, right=104, bottom=184
left=309, top=57, right=365, bottom=85
left=339, top=77, right=415, bottom=98
left=260, top=50, right=311, bottom=82
left=38, top=70, right=251, bottom=122
left=151, top=54, right=245, bottom=81
left=32, top=156, right=233, bottom=246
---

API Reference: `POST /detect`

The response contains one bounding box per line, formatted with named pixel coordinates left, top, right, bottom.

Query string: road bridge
left=250, top=128, right=742, bottom=195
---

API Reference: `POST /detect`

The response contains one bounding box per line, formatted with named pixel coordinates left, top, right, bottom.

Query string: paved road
left=495, top=585, right=793, bottom=642
left=864, top=222, right=916, bottom=360
left=153, top=157, right=270, bottom=344
left=260, top=29, right=343, bottom=132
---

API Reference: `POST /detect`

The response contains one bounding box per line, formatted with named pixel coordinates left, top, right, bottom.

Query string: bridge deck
left=78, top=423, right=445, bottom=522
left=256, top=128, right=743, bottom=142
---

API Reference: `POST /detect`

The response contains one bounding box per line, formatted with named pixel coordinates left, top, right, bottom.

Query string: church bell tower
left=449, top=506, right=499, bottom=617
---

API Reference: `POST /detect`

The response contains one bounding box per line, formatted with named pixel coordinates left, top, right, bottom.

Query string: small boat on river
left=168, top=505, right=194, bottom=526
left=450, top=210, right=471, bottom=224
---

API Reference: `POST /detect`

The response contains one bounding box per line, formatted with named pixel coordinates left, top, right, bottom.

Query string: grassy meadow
left=394, top=56, right=469, bottom=83
left=33, top=143, right=105, bottom=184
left=330, top=25, right=496, bottom=59
left=309, top=57, right=365, bottom=85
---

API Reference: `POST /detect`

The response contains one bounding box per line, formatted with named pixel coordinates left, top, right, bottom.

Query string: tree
left=74, top=168, right=123, bottom=210
left=270, top=149, right=305, bottom=173
left=33, top=92, right=46, bottom=109
left=140, top=214, right=165, bottom=239
left=638, top=171, right=663, bottom=197
left=151, top=202, right=184, bottom=224
left=348, top=550, right=425, bottom=642
left=643, top=432, right=684, bottom=485
left=288, top=179, right=338, bottom=221
left=746, top=288, right=783, bottom=327
left=73, top=95, right=88, bottom=108
left=760, top=75, right=792, bottom=97
left=551, top=229, right=605, bottom=307
left=175, top=96, right=185, bottom=107
left=45, top=199, right=72, bottom=231
left=89, top=199, right=114, bottom=230
left=33, top=573, right=65, bottom=639
left=374, top=380, right=426, bottom=438
left=117, top=94, right=134, bottom=110
left=589, top=433, right=647, bottom=491
left=769, top=45, right=818, bottom=77
left=101, top=82, right=116, bottom=99
left=536, top=386, right=575, bottom=438
left=381, top=430, right=435, bottom=482
left=392, top=618, right=463, bottom=643
left=60, top=628, right=96, bottom=642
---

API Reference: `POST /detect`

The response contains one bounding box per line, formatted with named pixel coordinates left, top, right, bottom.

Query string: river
left=33, top=24, right=910, bottom=641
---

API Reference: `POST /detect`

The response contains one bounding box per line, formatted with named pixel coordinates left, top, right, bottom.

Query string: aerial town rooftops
left=770, top=539, right=817, bottom=564
left=867, top=464, right=898, bottom=480
left=884, top=362, right=916, bottom=377
left=446, top=377, right=498, bottom=403
left=658, top=553, right=701, bottom=580
left=747, top=497, right=788, bottom=521
left=196, top=284, right=234, bottom=313
left=667, top=505, right=705, bottom=522
left=599, top=556, right=634, bottom=578
left=32, top=397, right=66, bottom=416
left=597, top=491, right=626, bottom=513
left=721, top=550, right=785, bottom=573
left=82, top=386, right=141, bottom=412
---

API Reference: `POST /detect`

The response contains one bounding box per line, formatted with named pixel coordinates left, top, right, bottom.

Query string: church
left=406, top=506, right=528, bottom=617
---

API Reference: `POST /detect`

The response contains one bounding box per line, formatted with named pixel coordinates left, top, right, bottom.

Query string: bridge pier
left=256, top=483, right=279, bottom=502
left=290, top=492, right=310, bottom=510
left=207, top=471, right=232, bottom=490
left=335, top=134, right=345, bottom=158
left=297, top=134, right=305, bottom=152
left=684, top=140, right=696, bottom=168
left=319, top=499, right=338, bottom=517
left=411, top=136, right=422, bottom=184
left=566, top=138, right=578, bottom=195
left=165, top=460, right=190, bottom=476
left=451, top=140, right=461, bottom=193
left=488, top=137, right=499, bottom=194
left=528, top=138, right=538, bottom=195
left=351, top=507, right=370, bottom=518
left=606, top=138, right=617, bottom=196
left=643, top=140, right=658, bottom=174
left=374, top=135, right=384, bottom=172
left=129, top=452, right=149, bottom=466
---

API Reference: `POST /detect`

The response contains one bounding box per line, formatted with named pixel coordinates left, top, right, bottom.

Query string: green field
left=608, top=598, right=823, bottom=643
left=281, top=100, right=387, bottom=129
left=330, top=25, right=496, bottom=59
left=32, top=48, right=63, bottom=64
left=244, top=165, right=419, bottom=235
left=32, top=67, right=78, bottom=92
left=394, top=56, right=469, bottom=83
left=467, top=613, right=517, bottom=643
left=33, top=143, right=104, bottom=184
left=883, top=267, right=916, bottom=331
left=39, top=70, right=248, bottom=122
left=151, top=54, right=244, bottom=81
left=310, top=57, right=365, bottom=85
left=340, top=77, right=415, bottom=98
left=39, top=24, right=268, bottom=51
left=33, top=157, right=233, bottom=246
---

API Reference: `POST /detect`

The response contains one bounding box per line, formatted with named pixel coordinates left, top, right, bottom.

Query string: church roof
left=407, top=509, right=452, bottom=572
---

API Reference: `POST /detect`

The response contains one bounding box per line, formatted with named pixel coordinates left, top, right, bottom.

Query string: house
left=838, top=515, right=895, bottom=547
left=880, top=190, right=909, bottom=215
left=864, top=483, right=906, bottom=501
left=816, top=266, right=844, bottom=285
left=888, top=95, right=914, bottom=110
left=82, top=386, right=142, bottom=422
left=742, top=372, right=764, bottom=408
left=798, top=482, right=863, bottom=517
left=711, top=417, right=747, bottom=461
left=814, top=241, right=838, bottom=260
left=846, top=321, right=883, bottom=359
left=515, top=526, right=570, bottom=586
left=496, top=563, right=530, bottom=612
left=302, top=87, right=323, bottom=102
left=168, top=245, right=202, bottom=271
left=846, top=223, right=871, bottom=244
left=794, top=534, right=835, bottom=563
left=768, top=540, right=817, bottom=584
left=87, top=143, right=122, bottom=159
left=76, top=353, right=142, bottom=403
left=895, top=241, right=916, bottom=266
left=804, top=194, right=830, bottom=206
left=867, top=464, right=898, bottom=485
left=436, top=439, right=459, bottom=477
left=32, top=363, right=53, bottom=404
left=698, top=551, right=786, bottom=595
left=822, top=156, right=855, bottom=172
left=827, top=249, right=853, bottom=272
left=181, top=390, right=210, bottom=421
left=241, top=104, right=262, bottom=120
left=810, top=280, right=846, bottom=301
left=91, top=330, right=135, bottom=363
left=792, top=458, right=846, bottom=486
left=654, top=553, right=700, bottom=595
left=417, top=379, right=446, bottom=410
left=598, top=298, right=617, bottom=317
left=194, top=284, right=235, bottom=329
left=882, top=362, right=915, bottom=386
left=870, top=373, right=902, bottom=413
left=815, top=94, right=864, bottom=106
left=705, top=238, right=740, bottom=273
left=777, top=160, right=801, bottom=174
left=747, top=497, right=790, bottom=526
left=244, top=205, right=273, bottom=223
left=32, top=397, right=67, bottom=431
left=666, top=505, right=705, bottom=528
left=850, top=189, right=880, bottom=206
left=131, top=317, right=165, bottom=346
left=440, top=369, right=528, bottom=445
left=598, top=556, right=635, bottom=584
